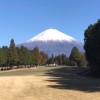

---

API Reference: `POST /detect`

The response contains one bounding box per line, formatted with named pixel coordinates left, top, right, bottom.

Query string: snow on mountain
left=27, top=29, right=78, bottom=43
left=19, top=28, right=84, bottom=56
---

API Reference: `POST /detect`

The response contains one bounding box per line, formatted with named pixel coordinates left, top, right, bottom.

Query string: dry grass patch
left=0, top=66, right=100, bottom=100
left=0, top=75, right=100, bottom=100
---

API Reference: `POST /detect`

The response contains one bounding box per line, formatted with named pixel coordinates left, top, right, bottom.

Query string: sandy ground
left=0, top=75, right=100, bottom=100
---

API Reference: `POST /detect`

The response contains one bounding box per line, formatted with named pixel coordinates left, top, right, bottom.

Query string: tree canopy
left=69, top=47, right=81, bottom=66
left=8, top=39, right=19, bottom=67
left=84, top=19, right=100, bottom=76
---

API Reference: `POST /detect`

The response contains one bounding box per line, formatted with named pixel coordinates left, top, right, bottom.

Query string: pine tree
left=78, top=53, right=87, bottom=67
left=0, top=48, right=6, bottom=67
left=8, top=39, right=19, bottom=68
left=30, top=50, right=35, bottom=66
left=54, top=56, right=58, bottom=65
left=57, top=55, right=62, bottom=65
left=84, top=19, right=100, bottom=76
left=40, top=51, right=48, bottom=65
left=33, top=46, right=41, bottom=66
left=69, top=47, right=81, bottom=66
left=61, top=54, right=67, bottom=65
left=17, top=46, right=31, bottom=67
left=51, top=54, right=55, bottom=64
left=2, top=46, right=9, bottom=66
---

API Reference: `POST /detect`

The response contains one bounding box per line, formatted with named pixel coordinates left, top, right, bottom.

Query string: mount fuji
left=18, top=29, right=84, bottom=56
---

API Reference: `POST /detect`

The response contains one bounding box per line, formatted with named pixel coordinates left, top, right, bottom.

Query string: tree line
left=0, top=39, right=48, bottom=70
left=0, top=39, right=87, bottom=71
left=47, top=47, right=87, bottom=67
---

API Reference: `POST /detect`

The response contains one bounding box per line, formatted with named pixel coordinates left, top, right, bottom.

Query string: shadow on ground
left=45, top=66, right=100, bottom=92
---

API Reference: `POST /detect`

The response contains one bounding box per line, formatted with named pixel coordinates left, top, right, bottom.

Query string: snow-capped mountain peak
left=18, top=28, right=83, bottom=56
left=27, top=29, right=77, bottom=42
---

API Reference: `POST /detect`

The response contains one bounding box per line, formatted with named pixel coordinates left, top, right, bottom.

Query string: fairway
left=0, top=66, right=100, bottom=100
left=0, top=66, right=60, bottom=76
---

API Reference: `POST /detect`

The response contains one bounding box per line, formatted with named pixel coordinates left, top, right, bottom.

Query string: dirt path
left=0, top=75, right=100, bottom=100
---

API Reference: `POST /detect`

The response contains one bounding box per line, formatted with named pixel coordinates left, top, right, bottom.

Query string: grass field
left=0, top=66, right=62, bottom=76
left=0, top=66, right=100, bottom=100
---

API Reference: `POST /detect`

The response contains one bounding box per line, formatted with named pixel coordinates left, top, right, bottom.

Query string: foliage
left=33, top=46, right=42, bottom=65
left=17, top=46, right=31, bottom=66
left=2, top=46, right=9, bottom=66
left=0, top=48, right=6, bottom=66
left=77, top=53, right=87, bottom=67
left=84, top=19, right=100, bottom=76
left=47, top=54, right=70, bottom=66
left=69, top=47, right=81, bottom=66
left=40, top=51, right=48, bottom=65
left=8, top=39, right=19, bottom=67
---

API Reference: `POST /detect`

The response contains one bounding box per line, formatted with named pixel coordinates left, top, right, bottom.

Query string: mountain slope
left=19, top=29, right=84, bottom=56
left=27, top=29, right=77, bottom=42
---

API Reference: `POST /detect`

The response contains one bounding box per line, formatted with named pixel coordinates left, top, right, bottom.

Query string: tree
left=57, top=55, right=62, bottom=65
left=33, top=46, right=42, bottom=66
left=84, top=19, right=100, bottom=76
left=51, top=54, right=55, bottom=64
left=2, top=46, right=9, bottom=66
left=57, top=54, right=69, bottom=65
left=17, top=46, right=31, bottom=67
left=8, top=39, right=19, bottom=68
left=47, top=54, right=70, bottom=66
left=78, top=53, right=87, bottom=67
left=61, top=54, right=68, bottom=65
left=40, top=51, right=48, bottom=65
left=47, top=54, right=55, bottom=65
left=30, top=50, right=35, bottom=66
left=0, top=48, right=6, bottom=66
left=69, top=47, right=81, bottom=66
left=2, top=46, right=9, bottom=70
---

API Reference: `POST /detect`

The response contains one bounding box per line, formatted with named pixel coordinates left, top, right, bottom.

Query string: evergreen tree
left=17, top=46, right=31, bottom=67
left=47, top=54, right=70, bottom=66
left=61, top=54, right=68, bottom=65
left=40, top=51, right=48, bottom=65
left=78, top=53, right=87, bottom=67
left=57, top=55, right=62, bottom=65
left=25, top=48, right=31, bottom=66
left=51, top=54, right=55, bottom=64
left=30, top=50, right=35, bottom=66
left=8, top=39, right=19, bottom=68
left=54, top=56, right=58, bottom=65
left=69, top=47, right=81, bottom=66
left=33, top=46, right=41, bottom=66
left=0, top=48, right=6, bottom=66
left=47, top=54, right=55, bottom=65
left=2, top=46, right=9, bottom=66
left=84, top=19, right=100, bottom=76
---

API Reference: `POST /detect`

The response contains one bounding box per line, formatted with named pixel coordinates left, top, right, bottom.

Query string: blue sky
left=0, top=0, right=100, bottom=46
